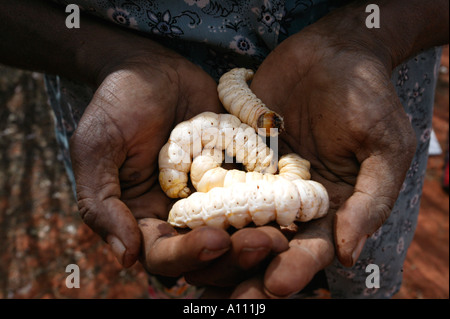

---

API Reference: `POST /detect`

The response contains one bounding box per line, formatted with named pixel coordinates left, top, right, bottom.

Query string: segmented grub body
left=160, top=68, right=329, bottom=230
left=158, top=112, right=276, bottom=198
left=191, top=151, right=311, bottom=192
left=217, top=68, right=284, bottom=136
left=164, top=134, right=329, bottom=230
left=167, top=175, right=329, bottom=230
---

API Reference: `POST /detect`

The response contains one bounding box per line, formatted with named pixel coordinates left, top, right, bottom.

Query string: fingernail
left=351, top=235, right=368, bottom=266
left=198, top=247, right=229, bottom=261
left=107, top=235, right=126, bottom=266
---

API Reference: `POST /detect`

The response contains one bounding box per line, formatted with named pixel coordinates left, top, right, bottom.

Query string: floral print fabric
left=45, top=0, right=442, bottom=298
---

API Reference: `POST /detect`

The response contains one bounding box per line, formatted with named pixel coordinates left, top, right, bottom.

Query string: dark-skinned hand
left=70, top=42, right=288, bottom=284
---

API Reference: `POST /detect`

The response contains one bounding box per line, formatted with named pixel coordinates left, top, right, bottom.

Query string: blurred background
left=0, top=46, right=448, bottom=299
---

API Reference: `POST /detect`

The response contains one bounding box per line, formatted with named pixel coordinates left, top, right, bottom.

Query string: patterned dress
left=45, top=0, right=442, bottom=298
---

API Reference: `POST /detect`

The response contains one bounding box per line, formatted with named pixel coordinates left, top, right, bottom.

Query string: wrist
left=302, top=0, right=448, bottom=71
left=0, top=1, right=184, bottom=89
left=68, top=13, right=185, bottom=88
left=358, top=0, right=449, bottom=68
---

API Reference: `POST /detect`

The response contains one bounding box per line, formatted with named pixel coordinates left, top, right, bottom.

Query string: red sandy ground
left=0, top=47, right=448, bottom=299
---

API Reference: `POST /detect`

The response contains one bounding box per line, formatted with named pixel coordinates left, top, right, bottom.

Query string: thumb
left=69, top=109, right=141, bottom=268
left=334, top=95, right=417, bottom=268
left=334, top=152, right=413, bottom=267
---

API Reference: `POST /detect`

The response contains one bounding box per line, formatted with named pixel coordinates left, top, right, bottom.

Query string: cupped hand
left=69, top=40, right=288, bottom=285
left=69, top=46, right=228, bottom=268
left=233, top=8, right=417, bottom=298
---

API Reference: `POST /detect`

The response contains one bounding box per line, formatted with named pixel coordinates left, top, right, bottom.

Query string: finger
left=257, top=226, right=291, bottom=253
left=139, top=219, right=231, bottom=277
left=184, top=228, right=272, bottom=286
left=334, top=157, right=407, bottom=267
left=70, top=112, right=141, bottom=268
left=230, top=275, right=269, bottom=299
left=184, top=226, right=288, bottom=287
left=233, top=226, right=289, bottom=270
left=335, top=123, right=416, bottom=267
left=76, top=181, right=141, bottom=269
left=263, top=214, right=335, bottom=298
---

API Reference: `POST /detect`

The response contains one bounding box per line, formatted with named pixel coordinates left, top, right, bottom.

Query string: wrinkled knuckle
left=77, top=196, right=100, bottom=230
left=372, top=200, right=393, bottom=230
left=69, top=126, right=101, bottom=162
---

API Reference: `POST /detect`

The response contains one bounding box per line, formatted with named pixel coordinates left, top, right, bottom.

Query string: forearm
left=316, top=0, right=449, bottom=70
left=0, top=0, right=171, bottom=87
left=380, top=0, right=449, bottom=57
left=359, top=0, right=448, bottom=67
